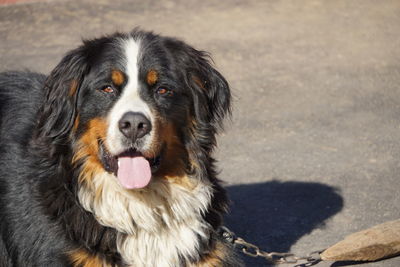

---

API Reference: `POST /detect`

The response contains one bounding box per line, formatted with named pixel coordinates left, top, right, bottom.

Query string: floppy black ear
left=183, top=51, right=231, bottom=178
left=36, top=48, right=88, bottom=142
left=187, top=51, right=231, bottom=131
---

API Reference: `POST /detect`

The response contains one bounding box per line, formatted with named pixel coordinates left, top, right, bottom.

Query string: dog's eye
left=156, top=87, right=173, bottom=96
left=101, top=86, right=114, bottom=93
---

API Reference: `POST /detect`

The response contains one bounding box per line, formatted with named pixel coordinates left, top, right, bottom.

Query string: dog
left=0, top=29, right=242, bottom=267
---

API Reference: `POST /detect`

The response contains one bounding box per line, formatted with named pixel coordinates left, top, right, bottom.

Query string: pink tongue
left=117, top=155, right=152, bottom=189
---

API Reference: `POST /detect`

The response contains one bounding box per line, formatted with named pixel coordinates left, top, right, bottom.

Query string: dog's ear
left=186, top=51, right=231, bottom=132
left=182, top=49, right=231, bottom=175
left=36, top=48, right=88, bottom=141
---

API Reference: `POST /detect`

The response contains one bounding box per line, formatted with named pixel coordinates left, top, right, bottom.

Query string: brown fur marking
left=69, top=249, right=108, bottom=267
left=111, top=70, right=125, bottom=86
left=69, top=80, right=79, bottom=96
left=72, top=118, right=108, bottom=186
left=147, top=113, right=194, bottom=189
left=159, top=124, right=195, bottom=189
left=73, top=114, right=80, bottom=132
left=146, top=70, right=158, bottom=86
left=193, top=76, right=206, bottom=90
left=155, top=120, right=185, bottom=176
left=192, top=241, right=228, bottom=267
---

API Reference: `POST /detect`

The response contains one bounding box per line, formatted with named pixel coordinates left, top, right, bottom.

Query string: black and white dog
left=0, top=29, right=242, bottom=266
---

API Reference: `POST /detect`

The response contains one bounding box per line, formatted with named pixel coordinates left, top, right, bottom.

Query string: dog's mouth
left=99, top=144, right=161, bottom=189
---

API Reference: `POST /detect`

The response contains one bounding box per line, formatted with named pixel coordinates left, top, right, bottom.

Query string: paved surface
left=1, top=0, right=400, bottom=266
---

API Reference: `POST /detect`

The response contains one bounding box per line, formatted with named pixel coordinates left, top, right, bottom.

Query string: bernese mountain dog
left=0, top=29, right=242, bottom=266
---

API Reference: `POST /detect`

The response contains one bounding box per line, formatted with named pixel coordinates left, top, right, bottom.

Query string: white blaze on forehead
left=106, top=37, right=154, bottom=155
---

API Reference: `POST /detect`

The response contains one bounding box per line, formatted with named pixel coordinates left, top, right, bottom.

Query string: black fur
left=0, top=29, right=240, bottom=266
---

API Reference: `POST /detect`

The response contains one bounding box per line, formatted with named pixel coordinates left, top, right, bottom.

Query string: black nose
left=118, top=112, right=152, bottom=141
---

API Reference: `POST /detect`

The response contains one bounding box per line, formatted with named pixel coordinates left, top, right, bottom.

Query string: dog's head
left=36, top=29, right=230, bottom=191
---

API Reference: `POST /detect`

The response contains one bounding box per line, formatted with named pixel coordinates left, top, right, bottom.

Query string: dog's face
left=38, top=30, right=230, bottom=191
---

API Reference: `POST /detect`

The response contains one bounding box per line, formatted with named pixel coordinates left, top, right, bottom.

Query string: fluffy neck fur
left=78, top=171, right=213, bottom=266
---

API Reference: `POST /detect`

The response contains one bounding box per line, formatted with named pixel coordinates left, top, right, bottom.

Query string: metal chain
left=219, top=226, right=324, bottom=266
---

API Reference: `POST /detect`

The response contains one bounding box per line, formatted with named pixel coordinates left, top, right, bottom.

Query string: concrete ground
left=1, top=0, right=399, bottom=266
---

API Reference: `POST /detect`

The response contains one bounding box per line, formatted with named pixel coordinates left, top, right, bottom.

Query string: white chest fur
left=78, top=172, right=213, bottom=266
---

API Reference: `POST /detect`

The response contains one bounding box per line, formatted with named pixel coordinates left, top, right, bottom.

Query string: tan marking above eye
left=147, top=70, right=158, bottom=86
left=111, top=70, right=125, bottom=86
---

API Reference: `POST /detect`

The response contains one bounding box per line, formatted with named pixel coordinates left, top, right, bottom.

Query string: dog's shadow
left=224, top=180, right=344, bottom=266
